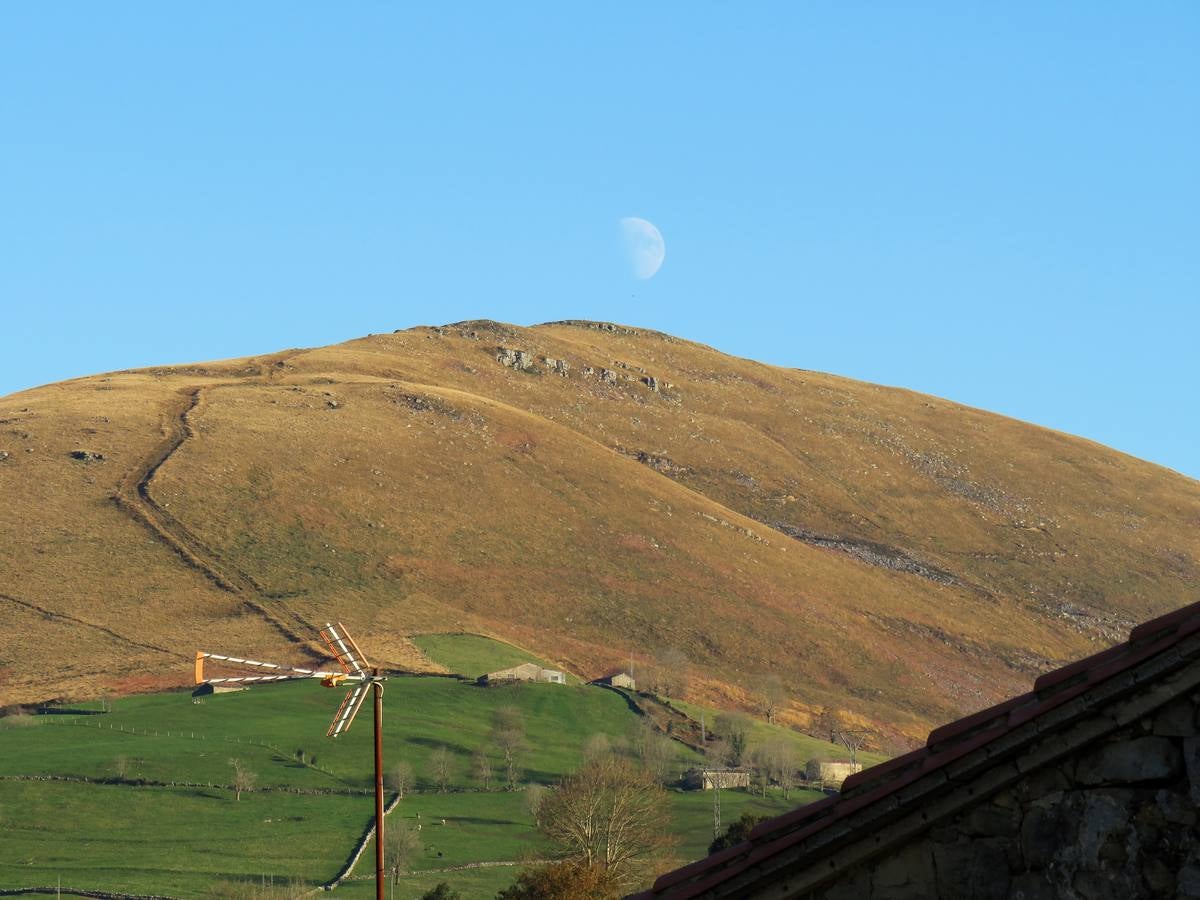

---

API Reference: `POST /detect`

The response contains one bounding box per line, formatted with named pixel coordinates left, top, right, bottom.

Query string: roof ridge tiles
left=642, top=600, right=1200, bottom=897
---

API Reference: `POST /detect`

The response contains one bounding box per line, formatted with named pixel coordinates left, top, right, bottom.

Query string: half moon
left=620, top=217, right=666, bottom=280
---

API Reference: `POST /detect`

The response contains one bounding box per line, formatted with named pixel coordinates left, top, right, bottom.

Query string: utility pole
left=713, top=772, right=721, bottom=839
left=194, top=622, right=386, bottom=900
left=373, top=673, right=385, bottom=900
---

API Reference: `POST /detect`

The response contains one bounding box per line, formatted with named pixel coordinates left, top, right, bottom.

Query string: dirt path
left=110, top=384, right=316, bottom=651
left=0, top=593, right=181, bottom=659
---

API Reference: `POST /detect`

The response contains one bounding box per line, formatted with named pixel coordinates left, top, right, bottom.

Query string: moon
left=619, top=217, right=666, bottom=280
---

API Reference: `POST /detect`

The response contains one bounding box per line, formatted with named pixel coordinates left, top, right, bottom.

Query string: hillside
left=2, top=319, right=1198, bottom=740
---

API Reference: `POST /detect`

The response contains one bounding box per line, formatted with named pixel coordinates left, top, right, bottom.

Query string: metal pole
left=373, top=675, right=385, bottom=900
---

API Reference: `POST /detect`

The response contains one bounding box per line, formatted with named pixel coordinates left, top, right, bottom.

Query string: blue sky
left=2, top=5, right=1197, bottom=478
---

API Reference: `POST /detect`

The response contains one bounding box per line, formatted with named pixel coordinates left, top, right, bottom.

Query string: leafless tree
left=429, top=746, right=455, bottom=793
left=762, top=738, right=799, bottom=800
left=473, top=748, right=494, bottom=792
left=581, top=733, right=612, bottom=761
left=524, top=783, right=548, bottom=828
left=714, top=712, right=750, bottom=767
left=492, top=706, right=527, bottom=791
left=749, top=747, right=771, bottom=797
left=387, top=760, right=414, bottom=798
left=385, top=820, right=423, bottom=886
left=229, top=758, right=256, bottom=801
left=761, top=674, right=786, bottom=725
left=631, top=719, right=678, bottom=784
left=813, top=707, right=841, bottom=743
left=652, top=647, right=690, bottom=699
left=538, top=755, right=676, bottom=891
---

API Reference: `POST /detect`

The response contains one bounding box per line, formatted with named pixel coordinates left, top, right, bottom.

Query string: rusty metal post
left=373, top=675, right=385, bottom=900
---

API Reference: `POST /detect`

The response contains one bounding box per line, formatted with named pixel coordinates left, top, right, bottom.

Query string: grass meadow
left=0, top=636, right=843, bottom=898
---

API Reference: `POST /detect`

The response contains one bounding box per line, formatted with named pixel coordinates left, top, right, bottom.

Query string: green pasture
left=2, top=677, right=643, bottom=788
left=411, top=633, right=581, bottom=683
left=0, top=780, right=366, bottom=897
left=0, top=672, right=852, bottom=898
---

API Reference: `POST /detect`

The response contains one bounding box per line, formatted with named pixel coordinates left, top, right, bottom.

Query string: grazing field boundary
left=321, top=791, right=402, bottom=891
left=0, top=889, right=176, bottom=900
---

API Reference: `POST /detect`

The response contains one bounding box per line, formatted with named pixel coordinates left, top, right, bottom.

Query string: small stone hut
left=804, top=759, right=862, bottom=788
left=480, top=662, right=565, bottom=685
left=683, top=768, right=752, bottom=791
left=594, top=671, right=637, bottom=690
left=634, top=599, right=1200, bottom=899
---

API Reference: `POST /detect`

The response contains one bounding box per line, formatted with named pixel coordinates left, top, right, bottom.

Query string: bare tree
left=538, top=755, right=675, bottom=891
left=581, top=733, right=612, bottom=761
left=491, top=706, right=527, bottom=791
left=652, top=647, right=690, bottom=699
left=762, top=738, right=799, bottom=800
left=714, top=713, right=750, bottom=767
left=385, top=820, right=423, bottom=886
left=387, top=760, right=414, bottom=798
left=761, top=674, right=785, bottom=725
left=472, top=748, right=494, bottom=792
left=813, top=707, right=841, bottom=743
left=524, top=783, right=547, bottom=828
left=429, top=746, right=455, bottom=793
left=229, top=758, right=256, bottom=801
left=632, top=719, right=678, bottom=785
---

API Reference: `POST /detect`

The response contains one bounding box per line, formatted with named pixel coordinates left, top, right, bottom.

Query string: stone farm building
left=683, top=768, right=753, bottom=791
left=635, top=599, right=1200, bottom=899
left=804, top=760, right=862, bottom=789
left=594, top=671, right=637, bottom=690
left=480, top=662, right=565, bottom=685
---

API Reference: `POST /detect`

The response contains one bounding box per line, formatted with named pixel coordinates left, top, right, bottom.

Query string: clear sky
left=2, top=5, right=1197, bottom=478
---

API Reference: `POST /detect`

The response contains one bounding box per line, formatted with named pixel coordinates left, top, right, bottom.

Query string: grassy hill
left=2, top=319, right=1198, bottom=744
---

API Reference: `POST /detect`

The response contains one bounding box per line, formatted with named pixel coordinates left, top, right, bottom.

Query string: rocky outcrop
left=542, top=357, right=570, bottom=376
left=496, top=347, right=536, bottom=371
left=764, top=521, right=962, bottom=586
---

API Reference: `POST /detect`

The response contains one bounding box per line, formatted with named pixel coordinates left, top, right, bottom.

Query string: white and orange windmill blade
left=194, top=621, right=380, bottom=737
left=194, top=620, right=389, bottom=900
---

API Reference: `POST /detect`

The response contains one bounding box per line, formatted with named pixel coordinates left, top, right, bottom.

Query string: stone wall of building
left=814, top=693, right=1200, bottom=900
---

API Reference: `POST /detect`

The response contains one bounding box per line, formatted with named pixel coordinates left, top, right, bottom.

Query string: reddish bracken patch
left=103, top=672, right=188, bottom=695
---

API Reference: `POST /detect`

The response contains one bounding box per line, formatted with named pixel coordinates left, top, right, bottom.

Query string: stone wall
left=815, top=693, right=1200, bottom=900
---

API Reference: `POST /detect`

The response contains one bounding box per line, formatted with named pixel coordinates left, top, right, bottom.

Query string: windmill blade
left=320, top=622, right=371, bottom=675
left=326, top=682, right=370, bottom=737
left=195, top=651, right=342, bottom=685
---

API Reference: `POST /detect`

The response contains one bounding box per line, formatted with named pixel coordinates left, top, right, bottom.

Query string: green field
left=412, top=633, right=582, bottom=684
left=0, top=637, right=851, bottom=898
left=412, top=633, right=554, bottom=679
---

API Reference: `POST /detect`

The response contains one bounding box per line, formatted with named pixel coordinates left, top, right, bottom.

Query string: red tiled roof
left=634, top=599, right=1200, bottom=899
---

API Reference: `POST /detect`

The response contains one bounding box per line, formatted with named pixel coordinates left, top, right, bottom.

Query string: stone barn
left=683, top=768, right=752, bottom=791
left=804, top=759, right=862, bottom=789
left=480, top=662, right=565, bottom=685
left=594, top=671, right=637, bottom=690
left=634, top=599, right=1200, bottom=899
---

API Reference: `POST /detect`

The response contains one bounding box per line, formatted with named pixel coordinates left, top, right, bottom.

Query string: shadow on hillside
left=404, top=735, right=472, bottom=755
left=445, top=815, right=521, bottom=826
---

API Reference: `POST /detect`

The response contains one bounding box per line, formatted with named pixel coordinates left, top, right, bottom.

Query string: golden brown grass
left=2, top=320, right=1197, bottom=742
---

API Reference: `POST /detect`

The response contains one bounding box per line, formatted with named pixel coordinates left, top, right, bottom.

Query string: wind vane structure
left=195, top=622, right=389, bottom=900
